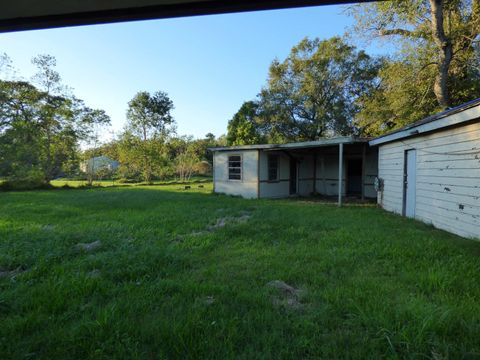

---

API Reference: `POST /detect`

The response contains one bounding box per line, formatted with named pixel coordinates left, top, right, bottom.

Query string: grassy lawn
left=1, top=184, right=480, bottom=359
left=51, top=176, right=212, bottom=188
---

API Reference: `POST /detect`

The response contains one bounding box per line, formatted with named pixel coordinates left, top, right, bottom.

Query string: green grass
left=1, top=184, right=480, bottom=359
left=51, top=176, right=212, bottom=188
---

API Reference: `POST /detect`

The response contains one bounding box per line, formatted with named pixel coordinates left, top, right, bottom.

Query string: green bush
left=0, top=179, right=53, bottom=191
left=117, top=178, right=140, bottom=184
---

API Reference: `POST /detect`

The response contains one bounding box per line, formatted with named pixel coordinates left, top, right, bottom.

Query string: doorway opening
left=289, top=159, right=297, bottom=195
left=346, top=158, right=362, bottom=196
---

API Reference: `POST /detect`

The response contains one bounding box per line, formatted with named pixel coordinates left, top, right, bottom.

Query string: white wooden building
left=370, top=98, right=480, bottom=240
left=210, top=137, right=378, bottom=204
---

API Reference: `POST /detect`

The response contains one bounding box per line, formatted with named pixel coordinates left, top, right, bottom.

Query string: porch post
left=361, top=144, right=366, bottom=201
left=338, top=143, right=343, bottom=207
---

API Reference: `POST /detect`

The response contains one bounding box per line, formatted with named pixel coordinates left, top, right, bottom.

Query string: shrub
left=0, top=179, right=53, bottom=191
left=117, top=178, right=140, bottom=184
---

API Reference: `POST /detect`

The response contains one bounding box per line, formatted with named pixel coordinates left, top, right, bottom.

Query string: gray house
left=210, top=137, right=378, bottom=204
left=80, top=156, right=119, bottom=174
left=370, top=98, right=480, bottom=240
left=211, top=98, right=480, bottom=241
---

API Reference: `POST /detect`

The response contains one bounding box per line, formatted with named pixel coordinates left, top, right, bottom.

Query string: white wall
left=297, top=154, right=314, bottom=196
left=258, top=151, right=290, bottom=198
left=314, top=154, right=345, bottom=196
left=213, top=150, right=258, bottom=199
left=378, top=121, right=480, bottom=239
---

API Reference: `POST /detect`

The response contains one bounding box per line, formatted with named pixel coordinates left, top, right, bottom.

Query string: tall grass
left=0, top=184, right=479, bottom=358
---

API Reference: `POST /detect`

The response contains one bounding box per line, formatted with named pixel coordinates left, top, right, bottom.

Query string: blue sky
left=0, top=5, right=387, bottom=140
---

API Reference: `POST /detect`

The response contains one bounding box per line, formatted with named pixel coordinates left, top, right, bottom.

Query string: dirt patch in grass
left=267, top=280, right=306, bottom=311
left=0, top=266, right=26, bottom=279
left=87, top=269, right=101, bottom=278
left=206, top=214, right=251, bottom=231
left=175, top=212, right=252, bottom=242
left=74, top=240, right=102, bottom=253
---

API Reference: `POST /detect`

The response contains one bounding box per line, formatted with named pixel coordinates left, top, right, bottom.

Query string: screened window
left=268, top=154, right=279, bottom=181
left=228, top=155, right=242, bottom=180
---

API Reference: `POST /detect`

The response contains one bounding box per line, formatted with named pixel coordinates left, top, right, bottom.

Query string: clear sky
left=0, top=4, right=387, bottom=140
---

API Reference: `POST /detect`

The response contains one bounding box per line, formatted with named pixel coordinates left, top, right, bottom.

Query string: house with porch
left=211, top=98, right=480, bottom=240
left=210, top=136, right=378, bottom=204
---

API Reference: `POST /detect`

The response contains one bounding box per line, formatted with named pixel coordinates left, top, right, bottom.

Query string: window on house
left=228, top=155, right=242, bottom=180
left=268, top=154, right=279, bottom=181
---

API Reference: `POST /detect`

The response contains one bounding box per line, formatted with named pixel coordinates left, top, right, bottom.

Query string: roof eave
left=208, top=136, right=370, bottom=152
left=369, top=104, right=480, bottom=146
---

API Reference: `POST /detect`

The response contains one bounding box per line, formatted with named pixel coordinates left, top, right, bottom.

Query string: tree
left=258, top=37, right=381, bottom=142
left=226, top=101, right=266, bottom=145
left=349, top=0, right=480, bottom=134
left=126, top=91, right=174, bottom=141
left=0, top=54, right=112, bottom=185
left=125, top=91, right=175, bottom=182
left=81, top=108, right=111, bottom=185
left=175, top=149, right=199, bottom=181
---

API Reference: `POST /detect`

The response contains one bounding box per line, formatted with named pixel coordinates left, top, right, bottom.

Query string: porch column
left=361, top=144, right=366, bottom=201
left=338, top=143, right=343, bottom=207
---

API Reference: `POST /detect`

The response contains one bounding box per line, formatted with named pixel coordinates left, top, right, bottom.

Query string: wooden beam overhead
left=0, top=0, right=376, bottom=33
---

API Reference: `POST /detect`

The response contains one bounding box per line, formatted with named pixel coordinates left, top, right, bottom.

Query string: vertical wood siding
left=378, top=121, right=480, bottom=239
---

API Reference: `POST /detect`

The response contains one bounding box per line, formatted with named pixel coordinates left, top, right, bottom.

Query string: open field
left=50, top=176, right=212, bottom=188
left=1, top=184, right=480, bottom=358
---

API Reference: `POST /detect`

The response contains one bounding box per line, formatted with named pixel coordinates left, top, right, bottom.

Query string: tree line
left=1, top=0, right=478, bottom=187
left=227, top=0, right=480, bottom=144
left=0, top=54, right=225, bottom=188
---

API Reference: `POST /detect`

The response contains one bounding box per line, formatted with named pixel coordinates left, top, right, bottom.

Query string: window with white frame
left=228, top=155, right=242, bottom=180
left=268, top=154, right=279, bottom=181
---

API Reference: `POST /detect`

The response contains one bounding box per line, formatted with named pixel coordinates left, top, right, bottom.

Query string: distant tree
left=258, top=37, right=381, bottom=141
left=205, top=132, right=216, bottom=143
left=81, top=108, right=111, bottom=185
left=226, top=101, right=266, bottom=145
left=175, top=149, right=199, bottom=181
left=126, top=91, right=174, bottom=141
left=31, top=55, right=83, bottom=182
left=349, top=0, right=480, bottom=135
left=0, top=54, right=112, bottom=185
left=125, top=91, right=175, bottom=182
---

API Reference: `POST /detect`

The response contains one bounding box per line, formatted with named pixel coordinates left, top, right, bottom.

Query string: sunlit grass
left=0, top=184, right=479, bottom=358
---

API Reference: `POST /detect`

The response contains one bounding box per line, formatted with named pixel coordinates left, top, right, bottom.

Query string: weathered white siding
left=213, top=150, right=258, bottom=199
left=314, top=154, right=345, bottom=196
left=378, top=122, right=480, bottom=239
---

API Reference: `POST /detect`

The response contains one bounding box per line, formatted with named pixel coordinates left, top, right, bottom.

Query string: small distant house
left=370, top=98, right=480, bottom=239
left=209, top=137, right=378, bottom=203
left=80, top=156, right=119, bottom=174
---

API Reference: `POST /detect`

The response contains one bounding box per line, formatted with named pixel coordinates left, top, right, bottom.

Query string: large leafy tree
left=226, top=101, right=266, bottom=145
left=350, top=0, right=480, bottom=135
left=0, top=54, right=111, bottom=184
left=258, top=37, right=381, bottom=142
left=126, top=91, right=174, bottom=141
left=123, top=91, right=175, bottom=182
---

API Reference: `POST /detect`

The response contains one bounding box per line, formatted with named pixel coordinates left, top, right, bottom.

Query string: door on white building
left=404, top=149, right=417, bottom=218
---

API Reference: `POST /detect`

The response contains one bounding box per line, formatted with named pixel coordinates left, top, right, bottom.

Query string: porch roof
left=209, top=136, right=370, bottom=152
